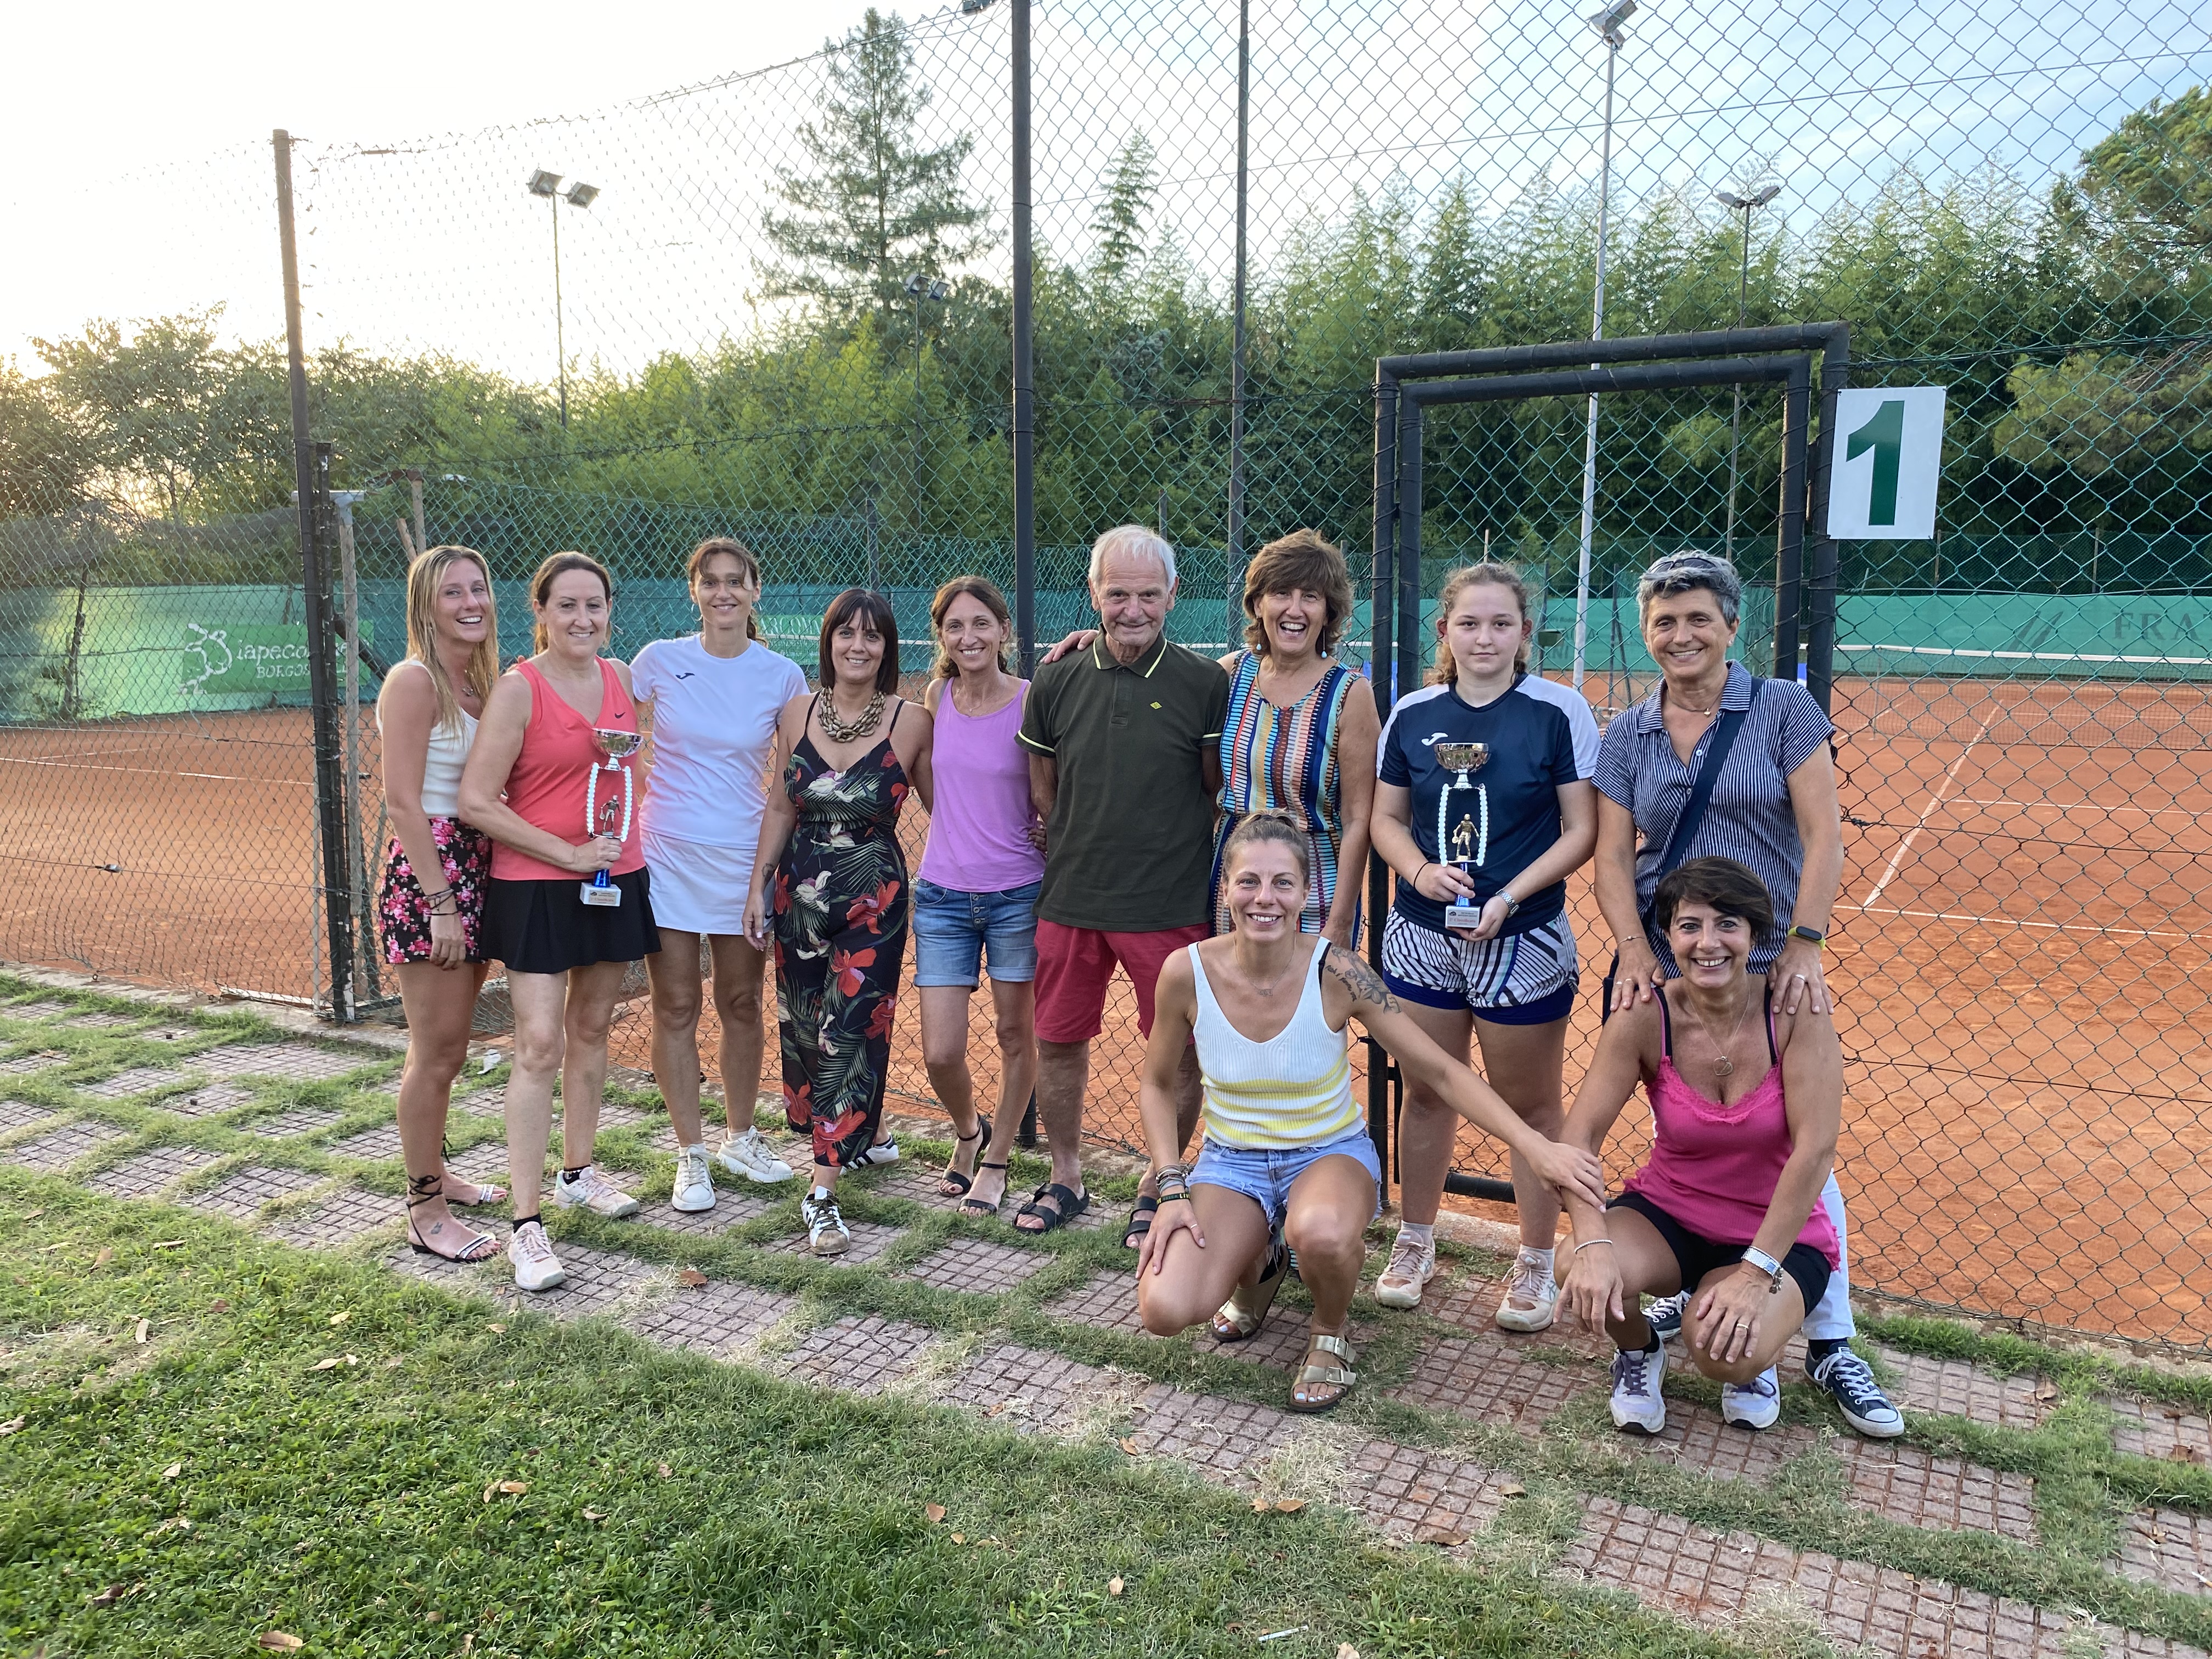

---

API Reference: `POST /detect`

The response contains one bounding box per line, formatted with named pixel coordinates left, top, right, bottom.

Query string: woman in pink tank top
left=460, top=552, right=661, bottom=1295
left=1556, top=857, right=1843, bottom=1437
left=914, top=577, right=1045, bottom=1218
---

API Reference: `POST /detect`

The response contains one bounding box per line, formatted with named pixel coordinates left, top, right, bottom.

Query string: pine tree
left=760, top=9, right=989, bottom=325
left=1090, top=133, right=1156, bottom=285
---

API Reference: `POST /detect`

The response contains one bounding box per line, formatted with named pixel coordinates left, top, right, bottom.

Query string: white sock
left=1520, top=1245, right=1556, bottom=1278
left=811, top=1185, right=833, bottom=1203
left=1398, top=1221, right=1435, bottom=1248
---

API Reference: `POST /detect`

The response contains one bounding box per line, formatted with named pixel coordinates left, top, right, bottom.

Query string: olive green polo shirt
left=1017, top=632, right=1230, bottom=930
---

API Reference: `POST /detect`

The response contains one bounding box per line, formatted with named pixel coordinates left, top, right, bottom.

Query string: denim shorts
left=1190, top=1125, right=1382, bottom=1226
left=911, top=878, right=1042, bottom=988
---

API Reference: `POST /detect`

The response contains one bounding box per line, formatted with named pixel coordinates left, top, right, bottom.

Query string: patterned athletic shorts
left=1379, top=908, right=1578, bottom=1022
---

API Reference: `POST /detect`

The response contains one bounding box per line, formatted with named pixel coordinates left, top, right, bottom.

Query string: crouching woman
left=1559, top=856, right=1842, bottom=1435
left=1135, top=812, right=1605, bottom=1413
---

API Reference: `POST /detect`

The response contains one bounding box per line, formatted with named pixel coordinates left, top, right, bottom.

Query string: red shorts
left=1033, top=919, right=1210, bottom=1045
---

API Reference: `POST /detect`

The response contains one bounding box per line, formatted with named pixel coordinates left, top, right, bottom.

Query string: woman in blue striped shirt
left=1592, top=549, right=1901, bottom=1442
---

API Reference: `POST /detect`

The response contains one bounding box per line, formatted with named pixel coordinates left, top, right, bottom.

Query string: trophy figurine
left=580, top=729, right=642, bottom=907
left=1433, top=741, right=1489, bottom=929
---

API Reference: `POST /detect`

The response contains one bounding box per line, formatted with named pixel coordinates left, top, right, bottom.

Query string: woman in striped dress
left=1208, top=530, right=1380, bottom=946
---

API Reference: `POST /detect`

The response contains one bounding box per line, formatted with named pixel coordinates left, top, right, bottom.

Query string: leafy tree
left=759, top=9, right=989, bottom=326
left=0, top=359, right=91, bottom=517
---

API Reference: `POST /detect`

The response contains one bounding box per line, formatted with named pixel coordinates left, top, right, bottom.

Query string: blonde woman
left=375, top=545, right=509, bottom=1262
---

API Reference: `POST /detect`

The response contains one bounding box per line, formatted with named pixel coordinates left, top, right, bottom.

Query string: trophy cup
left=580, top=729, right=641, bottom=907
left=1432, top=741, right=1489, bottom=929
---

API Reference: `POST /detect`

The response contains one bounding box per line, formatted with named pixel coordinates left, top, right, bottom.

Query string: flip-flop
left=938, top=1120, right=991, bottom=1198
left=958, top=1159, right=1011, bottom=1219
left=1014, top=1181, right=1089, bottom=1234
left=1121, top=1194, right=1159, bottom=1251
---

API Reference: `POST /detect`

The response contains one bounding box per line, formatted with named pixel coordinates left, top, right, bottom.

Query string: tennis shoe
left=1810, top=1346, right=1905, bottom=1438
left=552, top=1164, right=640, bottom=1220
left=1374, top=1227, right=1436, bottom=1309
left=715, top=1126, right=795, bottom=1184
left=1645, top=1290, right=1688, bottom=1340
left=1609, top=1338, right=1669, bottom=1435
left=1495, top=1248, right=1559, bottom=1332
left=671, top=1145, right=715, bottom=1213
left=802, top=1189, right=850, bottom=1256
left=1720, top=1366, right=1782, bottom=1430
left=507, top=1220, right=567, bottom=1293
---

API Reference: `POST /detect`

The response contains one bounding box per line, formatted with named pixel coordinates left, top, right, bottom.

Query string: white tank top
left=1188, top=941, right=1360, bottom=1150
left=379, top=670, right=477, bottom=818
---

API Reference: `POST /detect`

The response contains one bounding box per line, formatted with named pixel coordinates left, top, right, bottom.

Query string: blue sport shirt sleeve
left=1593, top=714, right=1638, bottom=811
left=1017, top=663, right=1057, bottom=754
left=1378, top=710, right=1413, bottom=787
left=1564, top=693, right=1601, bottom=780
left=1772, top=682, right=1836, bottom=776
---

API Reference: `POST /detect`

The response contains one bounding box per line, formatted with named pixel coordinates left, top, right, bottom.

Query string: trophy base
left=580, top=881, right=623, bottom=909
left=1443, top=902, right=1482, bottom=930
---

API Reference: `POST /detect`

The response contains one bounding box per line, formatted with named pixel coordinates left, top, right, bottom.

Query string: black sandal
left=1121, top=1193, right=1159, bottom=1251
left=938, top=1119, right=991, bottom=1198
left=404, top=1173, right=499, bottom=1263
left=1014, top=1181, right=1089, bottom=1234
left=958, top=1158, right=1011, bottom=1218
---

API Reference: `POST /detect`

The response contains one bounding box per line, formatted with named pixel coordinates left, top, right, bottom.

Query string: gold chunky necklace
left=819, top=690, right=886, bottom=743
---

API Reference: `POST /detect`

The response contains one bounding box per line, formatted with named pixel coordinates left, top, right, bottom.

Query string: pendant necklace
left=1688, top=991, right=1754, bottom=1077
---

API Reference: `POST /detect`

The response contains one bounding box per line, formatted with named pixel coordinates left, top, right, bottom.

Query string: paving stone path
left=4, top=982, right=2211, bottom=1658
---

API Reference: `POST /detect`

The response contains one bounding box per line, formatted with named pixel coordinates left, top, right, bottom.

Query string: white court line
left=1850, top=902, right=2196, bottom=944
left=1859, top=706, right=1999, bottom=909
left=1838, top=641, right=2212, bottom=666
left=0, top=755, right=306, bottom=786
left=1946, top=796, right=2210, bottom=822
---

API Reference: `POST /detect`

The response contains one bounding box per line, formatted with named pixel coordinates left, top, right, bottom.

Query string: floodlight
left=527, top=168, right=563, bottom=198
left=904, top=272, right=928, bottom=296
left=959, top=0, right=996, bottom=13
left=565, top=182, right=599, bottom=208
left=1750, top=183, right=1781, bottom=207
left=928, top=278, right=949, bottom=301
left=1716, top=189, right=1750, bottom=210
left=1587, top=0, right=1635, bottom=42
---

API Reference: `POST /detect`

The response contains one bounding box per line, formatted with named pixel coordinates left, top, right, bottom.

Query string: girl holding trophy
left=1366, top=564, right=1599, bottom=1325
left=461, top=551, right=661, bottom=1292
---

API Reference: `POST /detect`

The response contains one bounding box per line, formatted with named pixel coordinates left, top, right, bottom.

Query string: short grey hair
left=1637, top=550, right=1742, bottom=625
left=1088, top=524, right=1177, bottom=589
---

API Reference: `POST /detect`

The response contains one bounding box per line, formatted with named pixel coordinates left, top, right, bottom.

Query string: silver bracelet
left=1572, top=1237, right=1616, bottom=1254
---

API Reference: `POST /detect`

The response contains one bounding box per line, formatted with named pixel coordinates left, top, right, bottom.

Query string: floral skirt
left=378, top=818, right=492, bottom=964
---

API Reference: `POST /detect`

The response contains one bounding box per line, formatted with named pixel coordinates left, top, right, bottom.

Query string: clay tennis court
left=6, top=673, right=2208, bottom=1344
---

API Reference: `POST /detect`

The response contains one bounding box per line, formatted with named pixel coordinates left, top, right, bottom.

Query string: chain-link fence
left=4, top=0, right=2211, bottom=1344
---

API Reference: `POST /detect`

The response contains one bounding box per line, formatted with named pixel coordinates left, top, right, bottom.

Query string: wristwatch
left=1740, top=1246, right=1787, bottom=1292
left=1785, top=924, right=1825, bottom=947
left=1498, top=893, right=1521, bottom=917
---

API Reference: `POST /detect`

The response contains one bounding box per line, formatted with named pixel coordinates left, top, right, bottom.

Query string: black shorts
left=1609, top=1190, right=1831, bottom=1314
left=484, top=871, right=661, bottom=977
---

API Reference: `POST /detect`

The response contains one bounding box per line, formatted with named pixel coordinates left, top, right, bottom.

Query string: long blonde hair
left=403, top=546, right=499, bottom=732
left=1429, top=562, right=1534, bottom=684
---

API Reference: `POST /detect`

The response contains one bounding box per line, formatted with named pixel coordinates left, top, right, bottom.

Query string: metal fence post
left=1226, top=0, right=1250, bottom=645
left=1011, top=0, right=1035, bottom=676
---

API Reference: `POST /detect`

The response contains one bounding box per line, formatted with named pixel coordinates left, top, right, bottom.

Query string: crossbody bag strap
left=1651, top=680, right=1759, bottom=880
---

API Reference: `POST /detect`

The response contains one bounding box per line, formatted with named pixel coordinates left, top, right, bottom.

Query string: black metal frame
left=1363, top=324, right=1850, bottom=1200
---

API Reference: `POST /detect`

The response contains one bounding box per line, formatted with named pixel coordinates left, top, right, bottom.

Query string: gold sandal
left=1210, top=1234, right=1288, bottom=1342
left=1289, top=1330, right=1357, bottom=1413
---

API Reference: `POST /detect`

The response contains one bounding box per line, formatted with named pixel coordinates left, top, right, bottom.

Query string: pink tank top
left=916, top=681, right=1045, bottom=893
left=1621, top=986, right=1841, bottom=1267
left=490, top=658, right=646, bottom=883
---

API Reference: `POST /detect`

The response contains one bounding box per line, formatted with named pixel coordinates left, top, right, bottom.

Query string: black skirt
left=484, top=870, right=661, bottom=976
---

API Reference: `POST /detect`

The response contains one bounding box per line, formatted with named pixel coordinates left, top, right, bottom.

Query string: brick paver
left=771, top=1315, right=938, bottom=1395
left=0, top=1051, right=65, bottom=1076
left=1045, top=1269, right=1145, bottom=1334
left=1386, top=1332, right=1593, bottom=1434
left=1344, top=1439, right=1518, bottom=1544
left=1126, top=1383, right=1300, bottom=1483
left=180, top=1164, right=324, bottom=1220
left=263, top=1187, right=398, bottom=1249
left=1873, top=1347, right=2049, bottom=1429
left=512, top=1243, right=663, bottom=1320
left=243, top=1107, right=344, bottom=1139
left=2, top=1001, right=71, bottom=1020
left=766, top=1220, right=904, bottom=1264
left=1, top=1121, right=125, bottom=1171
left=87, top=1145, right=227, bottom=1199
left=936, top=1342, right=1116, bottom=1436
left=190, top=1043, right=366, bottom=1082
left=1840, top=1440, right=2037, bottom=1539
left=1559, top=1497, right=2205, bottom=1658
left=904, top=1238, right=1051, bottom=1295
left=2113, top=1396, right=2212, bottom=1464
left=637, top=1192, right=775, bottom=1236
left=80, top=1067, right=187, bottom=1100
left=162, top=1084, right=255, bottom=1118
left=0, top=1099, right=59, bottom=1135
left=2119, top=1508, right=2212, bottom=1596
left=1624, top=1402, right=1822, bottom=1483
left=65, top=1010, right=137, bottom=1029
left=330, top=1123, right=404, bottom=1160
left=629, top=1281, right=795, bottom=1357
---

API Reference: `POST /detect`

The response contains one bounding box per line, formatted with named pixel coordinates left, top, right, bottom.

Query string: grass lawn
left=0, top=1178, right=1742, bottom=1659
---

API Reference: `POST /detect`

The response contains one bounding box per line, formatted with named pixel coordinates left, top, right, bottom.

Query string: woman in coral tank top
left=1557, top=857, right=1843, bottom=1439
left=460, top=552, right=661, bottom=1293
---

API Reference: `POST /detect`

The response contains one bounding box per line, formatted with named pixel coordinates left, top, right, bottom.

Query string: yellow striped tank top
left=1189, top=940, right=1360, bottom=1150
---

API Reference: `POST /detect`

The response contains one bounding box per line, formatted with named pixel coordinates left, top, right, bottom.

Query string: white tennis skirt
left=642, top=830, right=756, bottom=936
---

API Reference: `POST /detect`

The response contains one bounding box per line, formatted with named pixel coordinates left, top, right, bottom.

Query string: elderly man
left=1015, top=525, right=1229, bottom=1238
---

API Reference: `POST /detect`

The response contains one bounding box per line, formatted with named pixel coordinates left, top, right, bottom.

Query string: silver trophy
left=1434, top=741, right=1489, bottom=929
left=580, top=728, right=641, bottom=908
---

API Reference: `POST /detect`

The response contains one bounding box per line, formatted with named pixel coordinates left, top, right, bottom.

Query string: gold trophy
left=1433, top=741, right=1489, bottom=929
left=580, top=728, right=641, bottom=907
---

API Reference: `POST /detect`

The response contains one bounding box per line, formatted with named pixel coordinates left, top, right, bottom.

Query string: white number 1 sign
left=1826, top=386, right=1947, bottom=540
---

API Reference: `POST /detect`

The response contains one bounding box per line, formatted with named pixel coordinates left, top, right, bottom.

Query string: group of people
left=376, top=523, right=1905, bottom=1442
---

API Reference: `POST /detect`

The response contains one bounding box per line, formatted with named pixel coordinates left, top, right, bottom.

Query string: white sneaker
left=671, top=1145, right=715, bottom=1213
left=715, top=1126, right=795, bottom=1184
left=801, top=1189, right=850, bottom=1256
left=1373, top=1227, right=1436, bottom=1310
left=1495, top=1248, right=1559, bottom=1333
left=552, top=1164, right=640, bottom=1220
left=1609, top=1337, right=1669, bottom=1435
left=1721, top=1366, right=1782, bottom=1430
left=507, top=1220, right=567, bottom=1293
left=848, top=1136, right=899, bottom=1168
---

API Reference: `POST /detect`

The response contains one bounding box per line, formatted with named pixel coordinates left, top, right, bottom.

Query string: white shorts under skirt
left=642, top=830, right=756, bottom=936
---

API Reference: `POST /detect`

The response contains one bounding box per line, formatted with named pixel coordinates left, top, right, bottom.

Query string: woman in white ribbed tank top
left=1135, top=814, right=1606, bottom=1412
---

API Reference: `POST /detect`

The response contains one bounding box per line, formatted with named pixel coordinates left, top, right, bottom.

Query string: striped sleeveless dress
left=1210, top=651, right=1356, bottom=935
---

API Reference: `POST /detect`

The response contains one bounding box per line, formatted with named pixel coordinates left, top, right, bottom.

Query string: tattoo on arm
left=1324, top=945, right=1401, bottom=1013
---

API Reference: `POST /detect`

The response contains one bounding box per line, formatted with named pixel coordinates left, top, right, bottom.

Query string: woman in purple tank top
left=914, top=577, right=1046, bottom=1218
left=1556, top=857, right=1843, bottom=1438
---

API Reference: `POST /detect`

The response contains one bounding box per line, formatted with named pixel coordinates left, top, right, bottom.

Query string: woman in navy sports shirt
left=1367, top=563, right=1599, bottom=1327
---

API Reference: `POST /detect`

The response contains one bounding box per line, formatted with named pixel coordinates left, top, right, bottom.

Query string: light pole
left=1715, top=184, right=1780, bottom=561
left=528, top=169, right=600, bottom=430
left=902, top=272, right=949, bottom=535
left=1571, top=0, right=1634, bottom=693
